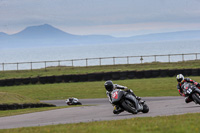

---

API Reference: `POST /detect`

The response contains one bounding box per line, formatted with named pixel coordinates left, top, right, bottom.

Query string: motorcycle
left=111, top=89, right=149, bottom=114
left=182, top=82, right=200, bottom=104
left=65, top=97, right=82, bottom=105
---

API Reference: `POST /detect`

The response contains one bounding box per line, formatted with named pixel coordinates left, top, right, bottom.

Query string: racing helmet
left=104, top=80, right=114, bottom=92
left=176, top=74, right=184, bottom=82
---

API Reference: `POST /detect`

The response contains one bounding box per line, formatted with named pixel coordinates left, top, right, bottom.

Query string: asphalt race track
left=0, top=96, right=200, bottom=129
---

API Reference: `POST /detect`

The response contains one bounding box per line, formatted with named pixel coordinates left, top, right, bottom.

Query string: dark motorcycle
left=65, top=97, right=82, bottom=105
left=182, top=82, right=200, bottom=104
left=111, top=89, right=149, bottom=114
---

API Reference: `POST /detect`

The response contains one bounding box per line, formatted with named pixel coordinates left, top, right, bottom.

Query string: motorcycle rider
left=104, top=80, right=141, bottom=114
left=176, top=74, right=200, bottom=103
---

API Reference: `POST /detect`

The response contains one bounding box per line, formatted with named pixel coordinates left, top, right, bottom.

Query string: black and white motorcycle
left=65, top=97, right=82, bottom=105
left=182, top=82, right=200, bottom=104
left=111, top=89, right=149, bottom=114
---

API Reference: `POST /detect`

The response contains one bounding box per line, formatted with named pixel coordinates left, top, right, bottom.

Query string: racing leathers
left=177, top=78, right=200, bottom=103
left=106, top=84, right=140, bottom=114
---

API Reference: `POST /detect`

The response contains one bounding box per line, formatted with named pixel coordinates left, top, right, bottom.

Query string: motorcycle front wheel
left=142, top=103, right=149, bottom=113
left=192, top=93, right=200, bottom=104
left=121, top=99, right=137, bottom=114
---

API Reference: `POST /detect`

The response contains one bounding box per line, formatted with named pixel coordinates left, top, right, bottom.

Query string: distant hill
left=0, top=24, right=200, bottom=48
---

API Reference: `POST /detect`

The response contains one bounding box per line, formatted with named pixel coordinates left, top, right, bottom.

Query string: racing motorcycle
left=111, top=89, right=149, bottom=114
left=65, top=97, right=82, bottom=105
left=182, top=82, right=200, bottom=104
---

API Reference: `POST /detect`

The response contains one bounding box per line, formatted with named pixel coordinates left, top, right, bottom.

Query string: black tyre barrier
left=88, top=73, right=104, bottom=81
left=120, top=71, right=128, bottom=80
left=94, top=73, right=104, bottom=81
left=14, top=78, right=24, bottom=85
left=70, top=75, right=80, bottom=82
left=21, top=78, right=31, bottom=85
left=183, top=69, right=192, bottom=76
left=39, top=76, right=48, bottom=84
left=111, top=72, right=120, bottom=80
left=135, top=71, right=145, bottom=78
left=31, top=77, right=39, bottom=84
left=0, top=103, right=56, bottom=110
left=151, top=70, right=160, bottom=78
left=103, top=72, right=112, bottom=80
left=55, top=75, right=64, bottom=83
left=191, top=69, right=200, bottom=76
left=127, top=71, right=136, bottom=79
left=1, top=68, right=200, bottom=86
left=5, top=79, right=15, bottom=86
left=78, top=74, right=88, bottom=82
left=62, top=75, right=71, bottom=82
left=159, top=69, right=167, bottom=77
left=45, top=76, right=56, bottom=84
left=175, top=69, right=184, bottom=76
left=167, top=70, right=176, bottom=77
left=144, top=70, right=152, bottom=78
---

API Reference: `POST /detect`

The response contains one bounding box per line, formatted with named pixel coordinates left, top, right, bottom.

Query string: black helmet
left=104, top=80, right=114, bottom=92
left=176, top=74, right=184, bottom=82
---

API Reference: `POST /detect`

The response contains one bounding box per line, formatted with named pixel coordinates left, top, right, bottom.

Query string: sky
left=1, top=0, right=200, bottom=37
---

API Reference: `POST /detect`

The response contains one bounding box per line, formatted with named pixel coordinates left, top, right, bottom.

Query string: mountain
left=0, top=24, right=200, bottom=48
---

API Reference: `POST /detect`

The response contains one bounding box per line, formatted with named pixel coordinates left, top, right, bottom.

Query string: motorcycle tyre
left=142, top=103, right=149, bottom=113
left=121, top=100, right=137, bottom=114
left=192, top=93, right=200, bottom=104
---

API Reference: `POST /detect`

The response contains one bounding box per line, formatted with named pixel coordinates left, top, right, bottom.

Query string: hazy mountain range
left=1, top=24, right=200, bottom=48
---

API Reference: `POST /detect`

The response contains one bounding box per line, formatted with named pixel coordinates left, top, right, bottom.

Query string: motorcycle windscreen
left=111, top=90, right=124, bottom=104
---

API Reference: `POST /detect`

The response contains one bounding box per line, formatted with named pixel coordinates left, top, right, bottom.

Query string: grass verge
left=0, top=105, right=83, bottom=117
left=0, top=113, right=199, bottom=133
left=0, top=76, right=187, bottom=100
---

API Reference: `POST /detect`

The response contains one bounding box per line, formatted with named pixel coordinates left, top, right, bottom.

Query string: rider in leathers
left=176, top=74, right=200, bottom=103
left=104, top=80, right=141, bottom=114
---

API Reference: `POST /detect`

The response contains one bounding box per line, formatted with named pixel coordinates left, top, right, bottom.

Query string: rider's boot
left=185, top=97, right=193, bottom=103
left=113, top=106, right=124, bottom=114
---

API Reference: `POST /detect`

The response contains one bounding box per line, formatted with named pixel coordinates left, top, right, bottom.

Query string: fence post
left=154, top=55, right=157, bottom=62
left=17, top=63, right=19, bottom=71
left=99, top=58, right=101, bottom=66
left=71, top=60, right=74, bottom=67
left=196, top=53, right=198, bottom=60
left=58, top=60, right=60, bottom=66
left=30, top=62, right=32, bottom=71
left=127, top=56, right=129, bottom=64
left=113, top=57, right=115, bottom=65
left=86, top=58, right=88, bottom=67
left=182, top=54, right=184, bottom=61
left=168, top=55, right=170, bottom=63
left=2, top=63, right=4, bottom=71
left=140, top=56, right=143, bottom=63
left=45, top=61, right=47, bottom=71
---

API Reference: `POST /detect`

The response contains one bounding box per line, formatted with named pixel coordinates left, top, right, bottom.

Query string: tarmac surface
left=0, top=96, right=200, bottom=129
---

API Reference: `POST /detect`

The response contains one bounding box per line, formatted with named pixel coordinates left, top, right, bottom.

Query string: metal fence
left=1, top=53, right=200, bottom=71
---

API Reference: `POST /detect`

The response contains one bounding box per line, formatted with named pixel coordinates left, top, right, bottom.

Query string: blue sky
left=1, top=0, right=200, bottom=37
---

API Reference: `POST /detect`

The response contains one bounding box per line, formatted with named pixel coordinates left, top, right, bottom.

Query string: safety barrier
left=0, top=68, right=200, bottom=86
left=1, top=53, right=200, bottom=71
left=0, top=103, right=56, bottom=110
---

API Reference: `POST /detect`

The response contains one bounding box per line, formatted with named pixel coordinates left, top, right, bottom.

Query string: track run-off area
left=0, top=96, right=200, bottom=129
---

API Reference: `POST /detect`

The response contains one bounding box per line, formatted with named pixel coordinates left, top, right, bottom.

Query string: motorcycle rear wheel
left=192, top=93, right=200, bottom=104
left=121, top=100, right=137, bottom=114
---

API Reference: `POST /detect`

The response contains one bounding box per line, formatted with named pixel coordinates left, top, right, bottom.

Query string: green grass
left=0, top=106, right=81, bottom=117
left=2, top=76, right=200, bottom=100
left=1, top=60, right=200, bottom=79
left=0, top=113, right=199, bottom=133
left=0, top=92, right=39, bottom=104
left=0, top=76, right=188, bottom=100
